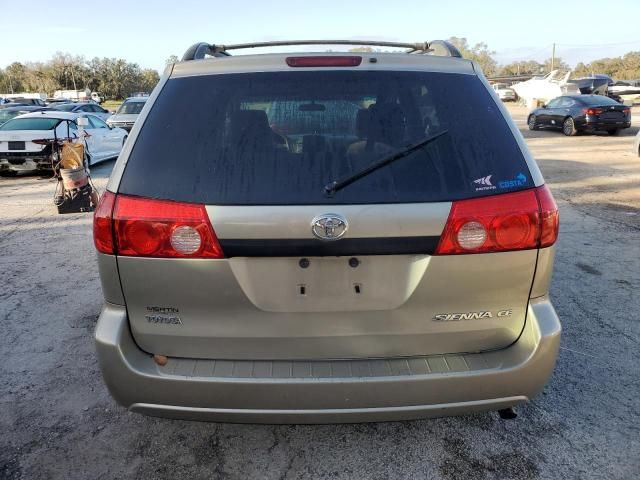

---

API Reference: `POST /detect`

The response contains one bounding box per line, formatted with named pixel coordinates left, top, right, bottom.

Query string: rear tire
left=562, top=117, right=577, bottom=136
left=527, top=115, right=538, bottom=131
left=607, top=129, right=620, bottom=136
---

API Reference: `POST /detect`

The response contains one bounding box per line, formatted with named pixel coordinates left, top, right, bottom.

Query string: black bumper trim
left=219, top=236, right=440, bottom=257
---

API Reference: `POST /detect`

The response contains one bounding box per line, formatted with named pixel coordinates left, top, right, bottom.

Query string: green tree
left=447, top=37, right=498, bottom=76
left=573, top=62, right=590, bottom=77
left=499, top=60, right=544, bottom=76
left=138, top=68, right=160, bottom=93
left=568, top=52, right=640, bottom=79
left=5, top=62, right=27, bottom=93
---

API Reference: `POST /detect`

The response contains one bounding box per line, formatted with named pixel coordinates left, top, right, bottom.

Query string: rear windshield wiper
left=323, top=130, right=449, bottom=197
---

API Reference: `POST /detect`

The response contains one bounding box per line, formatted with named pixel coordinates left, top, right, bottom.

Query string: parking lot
left=1, top=104, right=639, bottom=479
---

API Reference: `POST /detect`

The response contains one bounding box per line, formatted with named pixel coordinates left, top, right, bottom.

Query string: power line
left=519, top=45, right=554, bottom=60
left=555, top=40, right=640, bottom=48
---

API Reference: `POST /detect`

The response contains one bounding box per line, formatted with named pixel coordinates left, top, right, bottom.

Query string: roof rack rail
left=181, top=40, right=462, bottom=61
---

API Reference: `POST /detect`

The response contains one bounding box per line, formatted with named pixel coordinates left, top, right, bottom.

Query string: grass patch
left=102, top=100, right=122, bottom=111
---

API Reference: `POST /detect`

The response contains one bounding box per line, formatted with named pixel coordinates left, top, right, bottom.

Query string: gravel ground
left=1, top=106, right=639, bottom=479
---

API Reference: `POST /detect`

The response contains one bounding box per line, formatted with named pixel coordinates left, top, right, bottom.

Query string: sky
left=1, top=0, right=639, bottom=72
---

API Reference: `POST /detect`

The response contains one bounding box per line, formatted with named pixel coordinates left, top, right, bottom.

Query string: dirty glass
left=119, top=71, right=533, bottom=205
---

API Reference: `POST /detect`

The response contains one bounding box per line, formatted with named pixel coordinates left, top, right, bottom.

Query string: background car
left=492, top=83, right=516, bottom=101
left=0, top=111, right=127, bottom=175
left=51, top=102, right=113, bottom=121
left=528, top=94, right=631, bottom=136
left=0, top=105, right=51, bottom=125
left=106, top=96, right=147, bottom=131
left=0, top=97, right=47, bottom=107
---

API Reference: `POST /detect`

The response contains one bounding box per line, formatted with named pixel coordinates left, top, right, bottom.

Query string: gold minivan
left=93, top=40, right=560, bottom=423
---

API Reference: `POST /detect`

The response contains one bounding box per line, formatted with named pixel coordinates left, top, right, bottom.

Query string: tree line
left=352, top=37, right=640, bottom=80
left=451, top=37, right=640, bottom=80
left=0, top=52, right=160, bottom=100
left=2, top=42, right=640, bottom=98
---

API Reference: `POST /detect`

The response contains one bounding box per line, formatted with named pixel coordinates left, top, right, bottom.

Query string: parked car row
left=0, top=96, right=148, bottom=128
left=0, top=111, right=129, bottom=175
left=0, top=95, right=149, bottom=175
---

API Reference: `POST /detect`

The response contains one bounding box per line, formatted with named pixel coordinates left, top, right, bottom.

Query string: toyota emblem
left=311, top=214, right=348, bottom=241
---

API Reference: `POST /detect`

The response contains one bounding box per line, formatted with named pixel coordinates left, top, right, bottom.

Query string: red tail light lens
left=112, top=195, right=224, bottom=258
left=435, top=186, right=559, bottom=255
left=286, top=56, right=362, bottom=67
left=93, top=191, right=116, bottom=254
left=92, top=194, right=224, bottom=258
left=583, top=108, right=603, bottom=115
left=536, top=185, right=559, bottom=248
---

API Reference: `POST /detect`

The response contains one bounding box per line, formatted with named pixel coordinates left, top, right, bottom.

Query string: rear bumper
left=95, top=298, right=561, bottom=423
left=580, top=119, right=631, bottom=131
left=0, top=157, right=50, bottom=172
left=107, top=123, right=133, bottom=132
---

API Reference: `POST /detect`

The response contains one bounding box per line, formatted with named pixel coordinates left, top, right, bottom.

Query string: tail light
left=93, top=191, right=116, bottom=254
left=536, top=185, right=560, bottom=247
left=583, top=108, right=603, bottom=115
left=93, top=193, right=224, bottom=258
left=286, top=56, right=362, bottom=67
left=623, top=107, right=631, bottom=114
left=435, top=186, right=559, bottom=255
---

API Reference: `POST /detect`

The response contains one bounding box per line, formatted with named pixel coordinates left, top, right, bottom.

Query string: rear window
left=579, top=95, right=619, bottom=106
left=0, top=118, right=60, bottom=131
left=53, top=104, right=77, bottom=111
left=119, top=71, right=533, bottom=205
left=117, top=101, right=146, bottom=114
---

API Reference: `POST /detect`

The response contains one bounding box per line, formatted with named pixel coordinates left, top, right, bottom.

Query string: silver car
left=51, top=102, right=113, bottom=121
left=94, top=40, right=561, bottom=423
left=106, top=96, right=148, bottom=132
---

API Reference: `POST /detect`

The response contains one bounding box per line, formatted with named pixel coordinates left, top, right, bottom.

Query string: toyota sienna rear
left=93, top=40, right=561, bottom=423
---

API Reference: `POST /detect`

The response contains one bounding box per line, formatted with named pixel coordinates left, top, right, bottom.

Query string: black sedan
left=528, top=95, right=631, bottom=136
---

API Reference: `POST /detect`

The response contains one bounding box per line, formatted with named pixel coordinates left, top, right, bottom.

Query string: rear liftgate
left=94, top=186, right=558, bottom=360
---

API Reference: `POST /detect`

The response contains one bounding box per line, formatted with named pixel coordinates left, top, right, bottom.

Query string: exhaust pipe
left=498, top=408, right=517, bottom=420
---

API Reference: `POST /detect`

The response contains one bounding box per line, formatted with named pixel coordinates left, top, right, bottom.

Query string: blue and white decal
left=498, top=173, right=527, bottom=189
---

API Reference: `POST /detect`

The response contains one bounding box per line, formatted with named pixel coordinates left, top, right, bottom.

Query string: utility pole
left=551, top=43, right=556, bottom=71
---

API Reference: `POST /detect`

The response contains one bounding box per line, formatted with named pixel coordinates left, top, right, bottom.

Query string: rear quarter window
left=119, top=70, right=533, bottom=205
left=579, top=95, right=620, bottom=106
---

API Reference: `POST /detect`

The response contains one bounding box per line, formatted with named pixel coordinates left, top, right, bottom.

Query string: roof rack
left=181, top=40, right=462, bottom=61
